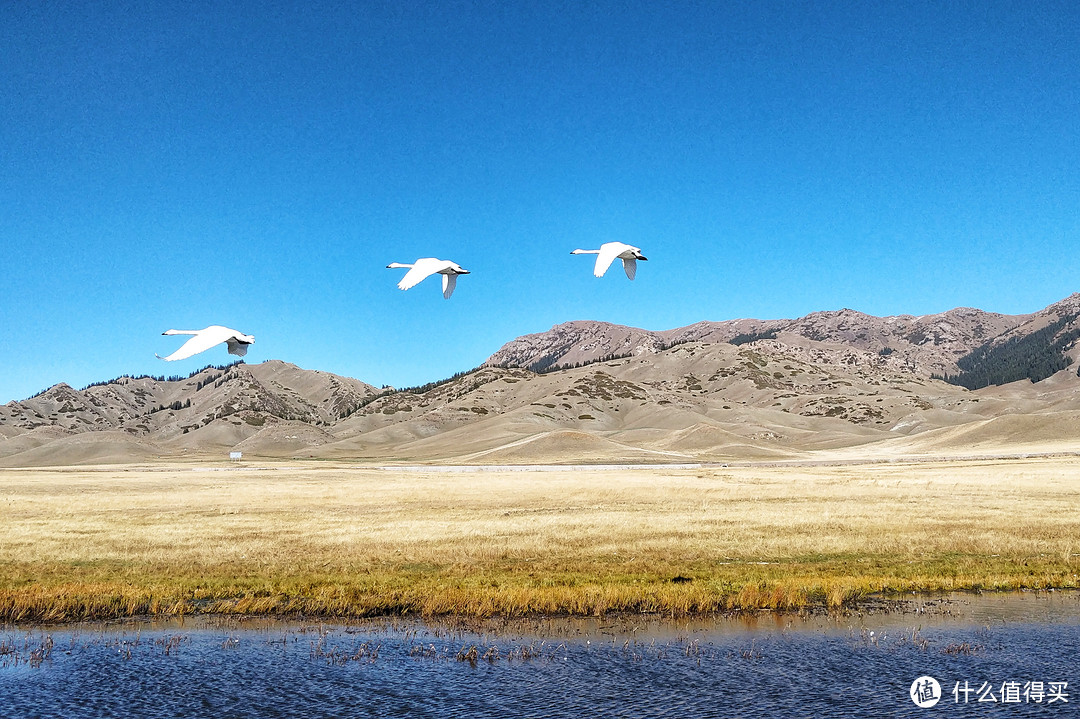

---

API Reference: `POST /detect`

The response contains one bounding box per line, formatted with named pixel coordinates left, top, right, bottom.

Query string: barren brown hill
left=485, top=303, right=1041, bottom=377
left=319, top=338, right=1054, bottom=463
left=0, top=360, right=378, bottom=464
left=3, top=294, right=1079, bottom=466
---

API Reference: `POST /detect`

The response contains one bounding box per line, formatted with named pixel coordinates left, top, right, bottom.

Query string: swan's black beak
left=639, top=255, right=648, bottom=261
left=460, top=269, right=471, bottom=274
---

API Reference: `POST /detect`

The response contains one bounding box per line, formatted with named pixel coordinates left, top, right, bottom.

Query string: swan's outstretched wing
left=226, top=338, right=250, bottom=357
left=397, top=258, right=441, bottom=290
left=622, top=257, right=637, bottom=280
left=159, top=328, right=230, bottom=361
left=442, top=272, right=457, bottom=299
left=593, top=243, right=622, bottom=277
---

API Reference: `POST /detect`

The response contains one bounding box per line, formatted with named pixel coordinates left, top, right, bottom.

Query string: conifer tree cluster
left=75, top=361, right=245, bottom=393
left=527, top=350, right=632, bottom=373
left=151, top=399, right=192, bottom=413
left=517, top=338, right=691, bottom=374
left=935, top=313, right=1079, bottom=389
left=728, top=329, right=778, bottom=346
left=400, top=367, right=483, bottom=394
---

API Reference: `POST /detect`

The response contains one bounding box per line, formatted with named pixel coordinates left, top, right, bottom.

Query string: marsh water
left=2, top=593, right=1077, bottom=718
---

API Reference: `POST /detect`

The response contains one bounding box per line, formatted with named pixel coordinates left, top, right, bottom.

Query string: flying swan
left=157, top=326, right=255, bottom=362
left=571, top=242, right=648, bottom=279
left=386, top=258, right=470, bottom=299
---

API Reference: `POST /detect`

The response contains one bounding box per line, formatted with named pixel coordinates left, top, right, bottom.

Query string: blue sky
left=2, top=1, right=1078, bottom=402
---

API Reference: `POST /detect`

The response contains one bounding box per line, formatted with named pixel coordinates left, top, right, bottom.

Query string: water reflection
left=1, top=592, right=1077, bottom=718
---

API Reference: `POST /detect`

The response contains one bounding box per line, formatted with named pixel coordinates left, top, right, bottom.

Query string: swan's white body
left=571, top=242, right=648, bottom=279
left=157, top=326, right=255, bottom=362
left=386, top=258, right=470, bottom=299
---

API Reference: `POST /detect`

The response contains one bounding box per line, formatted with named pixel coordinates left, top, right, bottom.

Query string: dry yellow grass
left=1, top=457, right=1078, bottom=622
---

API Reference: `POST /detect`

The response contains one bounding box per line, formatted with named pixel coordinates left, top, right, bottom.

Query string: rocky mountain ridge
left=2, top=294, right=1079, bottom=466
left=484, top=299, right=1077, bottom=377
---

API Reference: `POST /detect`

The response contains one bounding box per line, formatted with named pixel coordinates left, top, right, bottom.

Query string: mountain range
left=3, top=293, right=1080, bottom=466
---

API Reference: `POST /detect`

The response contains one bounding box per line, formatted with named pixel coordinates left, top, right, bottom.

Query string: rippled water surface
left=2, top=593, right=1077, bottom=718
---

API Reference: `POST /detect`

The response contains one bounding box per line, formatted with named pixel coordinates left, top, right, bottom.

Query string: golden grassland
left=1, top=457, right=1078, bottom=622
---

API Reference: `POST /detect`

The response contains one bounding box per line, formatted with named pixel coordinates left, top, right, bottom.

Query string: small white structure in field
left=229, top=451, right=242, bottom=461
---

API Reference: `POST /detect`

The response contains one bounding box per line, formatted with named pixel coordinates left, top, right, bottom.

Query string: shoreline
left=5, top=583, right=1079, bottom=627
left=5, top=588, right=1078, bottom=631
